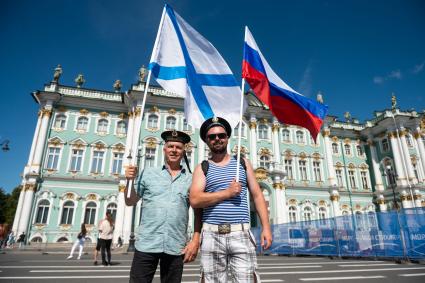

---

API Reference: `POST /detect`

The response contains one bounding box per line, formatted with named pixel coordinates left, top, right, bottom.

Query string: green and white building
left=11, top=68, right=425, bottom=244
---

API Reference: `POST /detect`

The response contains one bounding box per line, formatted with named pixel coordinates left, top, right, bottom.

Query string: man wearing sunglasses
left=190, top=117, right=272, bottom=282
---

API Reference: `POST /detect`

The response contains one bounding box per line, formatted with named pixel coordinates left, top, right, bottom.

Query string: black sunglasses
left=207, top=133, right=228, bottom=140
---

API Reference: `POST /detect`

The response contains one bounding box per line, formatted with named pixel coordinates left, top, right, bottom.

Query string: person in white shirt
left=98, top=212, right=114, bottom=266
left=67, top=223, right=87, bottom=260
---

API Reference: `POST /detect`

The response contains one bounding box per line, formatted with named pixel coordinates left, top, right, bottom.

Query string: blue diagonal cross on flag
left=148, top=4, right=245, bottom=129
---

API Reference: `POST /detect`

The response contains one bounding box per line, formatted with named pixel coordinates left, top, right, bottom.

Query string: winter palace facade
left=11, top=68, right=425, bottom=244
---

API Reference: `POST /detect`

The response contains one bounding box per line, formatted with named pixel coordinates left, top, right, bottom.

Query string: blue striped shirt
left=203, top=157, right=250, bottom=224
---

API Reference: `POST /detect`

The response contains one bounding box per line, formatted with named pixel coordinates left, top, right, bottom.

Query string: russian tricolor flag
left=242, top=27, right=328, bottom=141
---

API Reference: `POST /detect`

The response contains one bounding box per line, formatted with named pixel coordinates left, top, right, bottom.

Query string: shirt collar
left=162, top=164, right=186, bottom=174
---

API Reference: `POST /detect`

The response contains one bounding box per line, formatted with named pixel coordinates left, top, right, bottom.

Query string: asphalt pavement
left=1, top=249, right=425, bottom=282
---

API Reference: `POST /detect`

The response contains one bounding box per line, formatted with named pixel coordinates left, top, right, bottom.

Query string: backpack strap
left=201, top=160, right=209, bottom=176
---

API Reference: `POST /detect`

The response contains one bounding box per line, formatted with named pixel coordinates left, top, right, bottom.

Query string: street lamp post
left=127, top=146, right=143, bottom=252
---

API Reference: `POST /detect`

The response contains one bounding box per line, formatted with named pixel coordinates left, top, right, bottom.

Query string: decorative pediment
left=64, top=192, right=75, bottom=200
left=359, top=163, right=369, bottom=170
left=331, top=136, right=339, bottom=142
left=312, top=152, right=321, bottom=160
left=298, top=152, right=307, bottom=159
left=341, top=204, right=349, bottom=210
left=150, top=106, right=159, bottom=113
left=99, top=111, right=109, bottom=118
left=57, top=106, right=67, bottom=112
left=318, top=200, right=327, bottom=206
left=70, top=138, right=88, bottom=148
left=232, top=145, right=249, bottom=155
left=289, top=199, right=298, bottom=205
left=48, top=136, right=65, bottom=146
left=79, top=109, right=89, bottom=115
left=112, top=143, right=125, bottom=152
left=91, top=140, right=107, bottom=150
left=259, top=148, right=271, bottom=156
left=348, top=163, right=356, bottom=169
left=145, top=137, right=158, bottom=149
left=261, top=118, right=268, bottom=124
left=255, top=168, right=268, bottom=181
left=118, top=113, right=127, bottom=119
left=168, top=108, right=176, bottom=115
left=86, top=193, right=97, bottom=201
left=344, top=138, right=351, bottom=144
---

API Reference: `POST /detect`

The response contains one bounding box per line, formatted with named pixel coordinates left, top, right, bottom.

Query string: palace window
left=336, top=169, right=343, bottom=187
left=282, top=129, right=291, bottom=142
left=259, top=155, right=271, bottom=170
left=70, top=149, right=84, bottom=171
left=54, top=114, right=66, bottom=129
left=344, top=144, right=351, bottom=155
left=413, top=162, right=419, bottom=180
left=182, top=118, right=191, bottom=132
left=186, top=150, right=193, bottom=166
left=97, top=119, right=109, bottom=133
left=46, top=147, right=61, bottom=170
left=348, top=170, right=356, bottom=189
left=313, top=161, right=321, bottom=182
left=299, top=160, right=308, bottom=180
left=147, top=114, right=159, bottom=128
left=35, top=200, right=50, bottom=224
left=360, top=171, right=369, bottom=189
left=76, top=117, right=88, bottom=131
left=112, top=152, right=124, bottom=174
left=60, top=201, right=74, bottom=225
left=144, top=147, right=156, bottom=168
left=303, top=207, right=312, bottom=223
left=91, top=151, right=104, bottom=173
left=234, top=122, right=246, bottom=138
left=356, top=145, right=363, bottom=156
left=258, top=124, right=268, bottom=139
left=406, top=135, right=413, bottom=147
left=332, top=143, right=339, bottom=154
left=116, top=121, right=127, bottom=135
left=289, top=206, right=297, bottom=223
left=319, top=207, right=327, bottom=224
left=284, top=159, right=294, bottom=179
left=382, top=139, right=389, bottom=152
left=84, top=202, right=97, bottom=225
left=106, top=203, right=117, bottom=221
left=166, top=116, right=176, bottom=130
left=296, top=130, right=304, bottom=144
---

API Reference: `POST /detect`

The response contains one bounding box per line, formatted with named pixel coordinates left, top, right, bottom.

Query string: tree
left=0, top=186, right=21, bottom=225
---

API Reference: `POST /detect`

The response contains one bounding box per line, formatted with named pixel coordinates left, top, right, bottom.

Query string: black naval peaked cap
left=161, top=130, right=191, bottom=144
left=200, top=116, right=232, bottom=143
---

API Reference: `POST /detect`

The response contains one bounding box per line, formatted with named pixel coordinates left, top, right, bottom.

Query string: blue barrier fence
left=251, top=207, right=425, bottom=260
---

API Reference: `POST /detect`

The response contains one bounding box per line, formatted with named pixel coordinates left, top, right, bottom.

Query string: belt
left=203, top=223, right=250, bottom=234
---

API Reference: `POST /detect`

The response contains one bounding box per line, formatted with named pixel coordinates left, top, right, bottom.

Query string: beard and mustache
left=209, top=140, right=227, bottom=154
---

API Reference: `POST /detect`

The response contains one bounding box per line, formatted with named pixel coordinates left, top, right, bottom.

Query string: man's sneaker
left=66, top=255, right=72, bottom=260
left=93, top=261, right=98, bottom=265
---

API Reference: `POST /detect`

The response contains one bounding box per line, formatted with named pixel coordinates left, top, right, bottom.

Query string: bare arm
left=244, top=158, right=273, bottom=250
left=183, top=208, right=202, bottom=263
left=189, top=164, right=241, bottom=208
left=124, top=166, right=140, bottom=206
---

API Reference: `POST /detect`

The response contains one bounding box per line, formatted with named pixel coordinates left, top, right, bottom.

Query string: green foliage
left=0, top=186, right=21, bottom=225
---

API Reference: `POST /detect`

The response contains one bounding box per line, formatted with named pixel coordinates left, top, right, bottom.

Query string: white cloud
left=298, top=61, right=314, bottom=97
left=412, top=61, right=425, bottom=74
left=373, top=69, right=402, bottom=84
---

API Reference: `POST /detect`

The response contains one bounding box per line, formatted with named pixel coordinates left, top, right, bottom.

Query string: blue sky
left=1, top=0, right=424, bottom=193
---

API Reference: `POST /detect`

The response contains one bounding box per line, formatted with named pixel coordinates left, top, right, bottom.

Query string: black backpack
left=201, top=155, right=248, bottom=185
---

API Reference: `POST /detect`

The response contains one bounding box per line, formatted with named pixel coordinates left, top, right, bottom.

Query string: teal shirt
left=135, top=166, right=192, bottom=255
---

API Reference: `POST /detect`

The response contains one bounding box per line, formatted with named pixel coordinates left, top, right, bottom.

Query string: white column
left=198, top=136, right=205, bottom=162
left=249, top=117, right=258, bottom=168
left=113, top=185, right=126, bottom=243
left=414, top=194, right=422, bottom=208
left=330, top=194, right=341, bottom=217
left=17, top=184, right=36, bottom=235
left=11, top=187, right=26, bottom=233
left=368, top=138, right=384, bottom=192
left=24, top=111, right=43, bottom=175
left=323, top=129, right=337, bottom=186
left=399, top=128, right=416, bottom=183
left=31, top=108, right=53, bottom=173
left=271, top=121, right=280, bottom=164
left=379, top=200, right=387, bottom=212
left=388, top=132, right=408, bottom=186
left=414, top=129, right=425, bottom=180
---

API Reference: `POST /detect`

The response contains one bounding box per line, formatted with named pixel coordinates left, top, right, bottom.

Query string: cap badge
left=212, top=116, right=219, bottom=123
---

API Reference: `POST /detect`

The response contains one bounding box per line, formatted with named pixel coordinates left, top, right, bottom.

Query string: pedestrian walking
left=6, top=231, right=15, bottom=248
left=67, top=223, right=87, bottom=260
left=98, top=211, right=114, bottom=266
left=17, top=232, right=25, bottom=249
left=190, top=117, right=273, bottom=282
